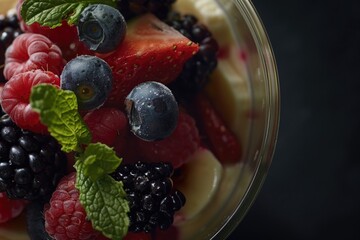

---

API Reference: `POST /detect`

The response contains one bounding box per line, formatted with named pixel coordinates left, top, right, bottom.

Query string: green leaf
left=80, top=143, right=122, bottom=181
left=30, top=84, right=91, bottom=152
left=21, top=0, right=117, bottom=28
left=75, top=161, right=130, bottom=240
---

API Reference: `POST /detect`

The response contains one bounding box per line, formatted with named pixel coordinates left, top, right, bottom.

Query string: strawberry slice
left=97, top=14, right=199, bottom=108
left=194, top=93, right=242, bottom=164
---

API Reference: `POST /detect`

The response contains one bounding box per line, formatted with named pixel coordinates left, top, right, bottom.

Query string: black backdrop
left=229, top=1, right=360, bottom=239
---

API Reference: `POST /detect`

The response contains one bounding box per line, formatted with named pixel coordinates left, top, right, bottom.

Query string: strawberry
left=1, top=69, right=60, bottom=133
left=83, top=108, right=129, bottom=146
left=95, top=14, right=199, bottom=108
left=128, top=110, right=201, bottom=168
left=3, top=33, right=65, bottom=81
left=194, top=93, right=242, bottom=164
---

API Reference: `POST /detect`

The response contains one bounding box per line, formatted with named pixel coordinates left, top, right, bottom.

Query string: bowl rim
left=213, top=0, right=280, bottom=239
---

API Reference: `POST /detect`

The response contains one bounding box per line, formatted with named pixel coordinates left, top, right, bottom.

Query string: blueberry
left=77, top=4, right=126, bottom=53
left=125, top=81, right=179, bottom=141
left=60, top=55, right=112, bottom=110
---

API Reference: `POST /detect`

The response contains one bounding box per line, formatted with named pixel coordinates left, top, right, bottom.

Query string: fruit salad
left=0, top=0, right=255, bottom=239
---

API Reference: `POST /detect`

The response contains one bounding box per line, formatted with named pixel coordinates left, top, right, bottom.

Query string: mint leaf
left=75, top=161, right=129, bottom=240
left=30, top=84, right=91, bottom=152
left=79, top=143, right=122, bottom=181
left=21, top=0, right=117, bottom=28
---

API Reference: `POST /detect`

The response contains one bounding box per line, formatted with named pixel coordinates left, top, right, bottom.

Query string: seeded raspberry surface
left=1, top=69, right=60, bottom=133
left=3, top=33, right=65, bottom=81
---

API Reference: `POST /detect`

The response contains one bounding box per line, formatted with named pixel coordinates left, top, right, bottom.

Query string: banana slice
left=0, top=214, right=29, bottom=240
left=174, top=148, right=222, bottom=221
left=205, top=58, right=251, bottom=151
left=174, top=0, right=234, bottom=47
left=0, top=0, right=16, bottom=14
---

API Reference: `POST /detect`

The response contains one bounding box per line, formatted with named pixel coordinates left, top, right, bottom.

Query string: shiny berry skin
left=125, top=81, right=179, bottom=141
left=0, top=192, right=26, bottom=223
left=112, top=161, right=186, bottom=233
left=60, top=55, right=113, bottom=110
left=0, top=12, right=23, bottom=82
left=0, top=114, right=67, bottom=200
left=78, top=4, right=126, bottom=53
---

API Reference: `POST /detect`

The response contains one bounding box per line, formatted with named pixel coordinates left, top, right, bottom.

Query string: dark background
left=229, top=1, right=360, bottom=239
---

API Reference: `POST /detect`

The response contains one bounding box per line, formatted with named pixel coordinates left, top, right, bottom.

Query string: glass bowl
left=172, top=0, right=279, bottom=239
left=0, top=0, right=279, bottom=239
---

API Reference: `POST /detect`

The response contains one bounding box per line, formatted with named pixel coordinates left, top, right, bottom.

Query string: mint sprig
left=30, top=84, right=91, bottom=152
left=79, top=143, right=123, bottom=181
left=75, top=154, right=129, bottom=240
left=21, top=0, right=117, bottom=28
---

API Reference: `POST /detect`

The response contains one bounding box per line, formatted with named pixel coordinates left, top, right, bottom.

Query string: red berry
left=44, top=172, right=101, bottom=240
left=0, top=192, right=27, bottom=224
left=194, top=93, right=242, bottom=164
left=1, top=69, right=60, bottom=133
left=130, top=111, right=200, bottom=168
left=95, top=14, right=199, bottom=108
left=3, top=33, right=65, bottom=81
left=83, top=108, right=128, bottom=146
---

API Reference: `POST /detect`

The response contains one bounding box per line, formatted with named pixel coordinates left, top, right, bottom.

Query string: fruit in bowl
left=0, top=0, right=279, bottom=239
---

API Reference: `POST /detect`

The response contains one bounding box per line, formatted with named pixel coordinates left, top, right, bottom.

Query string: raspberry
left=44, top=172, right=102, bottom=240
left=0, top=114, right=67, bottom=200
left=112, top=161, right=186, bottom=233
left=3, top=33, right=65, bottom=81
left=129, top=111, right=201, bottom=168
left=16, top=0, right=79, bottom=60
left=0, top=192, right=27, bottom=223
left=83, top=108, right=128, bottom=146
left=1, top=69, right=60, bottom=133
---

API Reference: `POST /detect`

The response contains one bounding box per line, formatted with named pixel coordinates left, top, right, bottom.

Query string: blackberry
left=0, top=115, right=67, bottom=200
left=112, top=161, right=186, bottom=233
left=116, top=0, right=176, bottom=20
left=165, top=12, right=219, bottom=99
left=0, top=11, right=23, bottom=82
